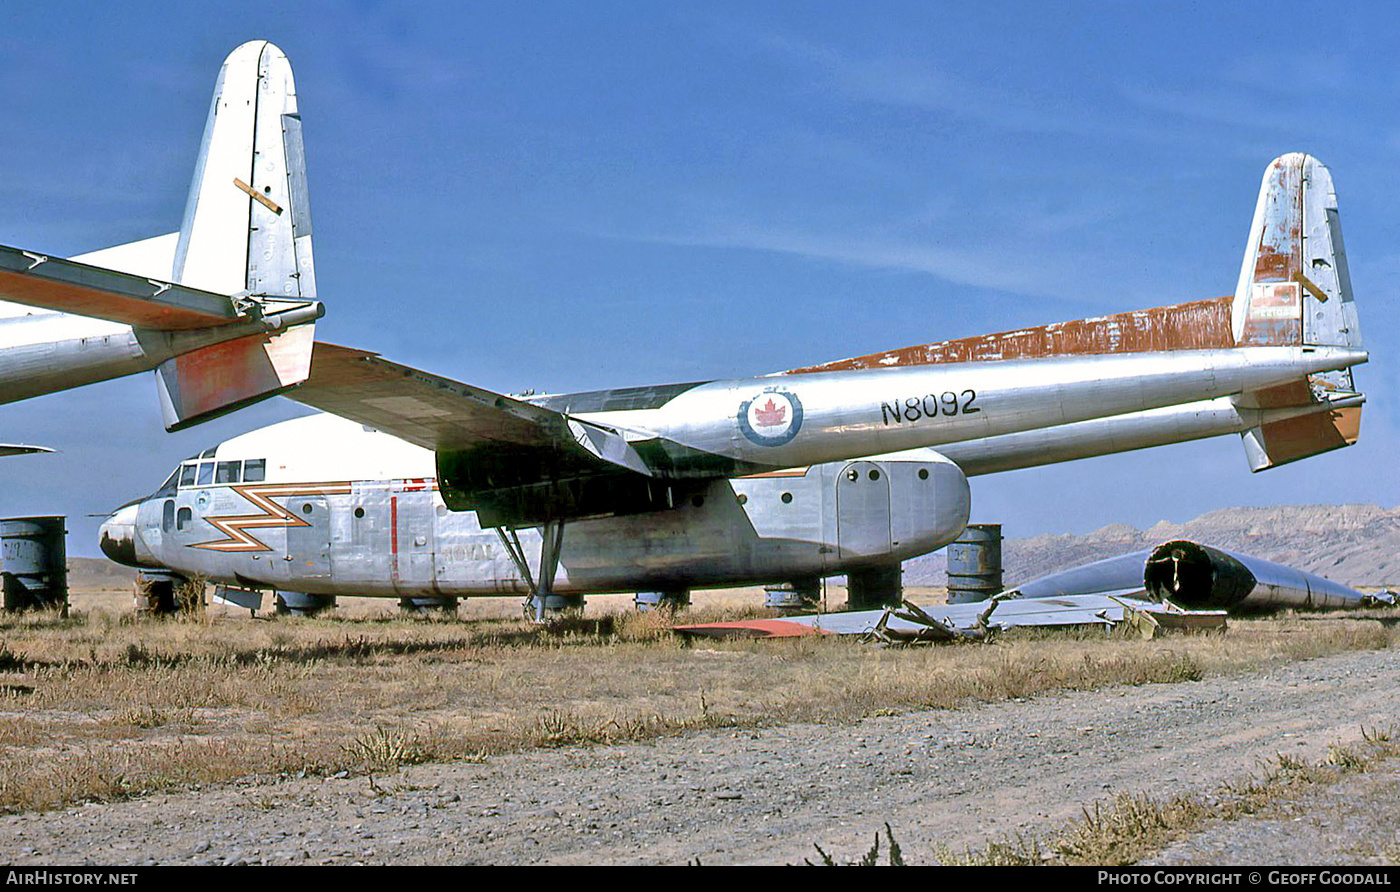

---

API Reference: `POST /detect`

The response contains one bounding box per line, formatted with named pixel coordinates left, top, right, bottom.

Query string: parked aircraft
left=0, top=41, right=322, bottom=445
left=100, top=146, right=1367, bottom=618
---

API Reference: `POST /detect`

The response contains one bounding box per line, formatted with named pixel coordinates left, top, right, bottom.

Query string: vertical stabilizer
left=172, top=40, right=316, bottom=300
left=1233, top=153, right=1360, bottom=352
left=158, top=41, right=319, bottom=430
left=1232, top=154, right=1364, bottom=470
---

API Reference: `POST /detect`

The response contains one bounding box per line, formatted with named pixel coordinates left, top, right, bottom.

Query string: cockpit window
left=155, top=468, right=180, bottom=498
left=216, top=461, right=241, bottom=484
left=243, top=458, right=267, bottom=482
left=197, top=462, right=215, bottom=486
left=200, top=447, right=217, bottom=459
left=179, top=464, right=197, bottom=487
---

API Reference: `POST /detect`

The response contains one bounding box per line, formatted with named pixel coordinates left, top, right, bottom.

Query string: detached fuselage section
left=1008, top=539, right=1384, bottom=613
left=100, top=414, right=970, bottom=597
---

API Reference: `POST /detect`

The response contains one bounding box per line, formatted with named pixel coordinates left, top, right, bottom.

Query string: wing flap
left=0, top=244, right=241, bottom=330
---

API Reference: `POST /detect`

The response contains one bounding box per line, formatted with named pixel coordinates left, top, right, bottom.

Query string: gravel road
left=2, top=646, right=1397, bottom=865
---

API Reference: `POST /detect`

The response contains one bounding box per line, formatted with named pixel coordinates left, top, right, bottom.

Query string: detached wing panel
left=0, top=244, right=240, bottom=330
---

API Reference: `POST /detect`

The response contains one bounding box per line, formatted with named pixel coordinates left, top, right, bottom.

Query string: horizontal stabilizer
left=0, top=244, right=243, bottom=330
left=157, top=322, right=316, bottom=431
left=1241, top=400, right=1361, bottom=471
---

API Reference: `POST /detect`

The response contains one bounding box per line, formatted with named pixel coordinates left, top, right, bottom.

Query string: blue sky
left=2, top=1, right=1398, bottom=557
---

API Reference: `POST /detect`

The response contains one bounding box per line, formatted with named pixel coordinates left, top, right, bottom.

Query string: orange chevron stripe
left=193, top=482, right=354, bottom=553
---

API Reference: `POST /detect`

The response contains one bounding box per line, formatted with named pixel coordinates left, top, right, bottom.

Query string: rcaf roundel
left=738, top=389, right=803, bottom=446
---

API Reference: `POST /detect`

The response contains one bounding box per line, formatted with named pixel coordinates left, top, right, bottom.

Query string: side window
left=162, top=500, right=175, bottom=533
left=179, top=464, right=197, bottom=487
left=216, top=461, right=241, bottom=484
left=243, top=459, right=267, bottom=482
left=176, top=507, right=192, bottom=530
left=197, top=462, right=215, bottom=485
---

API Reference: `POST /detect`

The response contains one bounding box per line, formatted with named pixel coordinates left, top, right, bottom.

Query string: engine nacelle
left=731, top=447, right=971, bottom=569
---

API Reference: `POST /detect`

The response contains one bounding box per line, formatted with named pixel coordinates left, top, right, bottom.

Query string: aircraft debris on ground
left=672, top=593, right=1228, bottom=644
left=1013, top=539, right=1393, bottom=612
left=673, top=539, right=1394, bottom=644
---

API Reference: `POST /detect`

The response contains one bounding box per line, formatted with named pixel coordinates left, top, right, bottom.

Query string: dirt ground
left=0, top=632, right=1395, bottom=865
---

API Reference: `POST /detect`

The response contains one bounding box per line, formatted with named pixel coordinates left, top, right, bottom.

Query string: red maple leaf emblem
left=754, top=398, right=786, bottom=427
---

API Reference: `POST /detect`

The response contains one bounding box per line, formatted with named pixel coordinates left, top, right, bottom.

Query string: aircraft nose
left=98, top=504, right=141, bottom=567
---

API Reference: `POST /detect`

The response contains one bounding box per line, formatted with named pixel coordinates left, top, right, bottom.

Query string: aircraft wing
left=289, top=343, right=580, bottom=450
left=0, top=244, right=244, bottom=331
left=0, top=444, right=53, bottom=458
left=290, top=343, right=681, bottom=525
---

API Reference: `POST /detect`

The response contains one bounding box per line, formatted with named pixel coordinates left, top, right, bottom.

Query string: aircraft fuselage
left=0, top=308, right=318, bottom=407
left=100, top=414, right=971, bottom=596
left=99, top=339, right=1366, bottom=601
left=567, top=345, right=1362, bottom=472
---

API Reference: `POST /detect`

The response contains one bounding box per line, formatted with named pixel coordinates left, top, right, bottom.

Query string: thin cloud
left=622, top=219, right=1168, bottom=308
left=754, top=33, right=1122, bottom=142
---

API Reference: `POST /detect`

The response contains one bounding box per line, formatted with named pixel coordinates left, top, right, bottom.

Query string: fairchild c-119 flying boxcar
left=101, top=43, right=1366, bottom=618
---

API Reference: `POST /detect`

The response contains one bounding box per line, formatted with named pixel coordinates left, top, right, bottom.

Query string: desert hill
left=66, top=557, right=139, bottom=590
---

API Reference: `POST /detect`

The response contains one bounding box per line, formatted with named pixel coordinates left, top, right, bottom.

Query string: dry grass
left=0, top=588, right=1394, bottom=815
left=806, top=823, right=907, bottom=866
left=935, top=725, right=1400, bottom=865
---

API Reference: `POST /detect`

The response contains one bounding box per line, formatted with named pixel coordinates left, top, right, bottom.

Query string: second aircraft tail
left=1231, top=153, right=1364, bottom=470
left=782, top=153, right=1366, bottom=472
left=157, top=40, right=319, bottom=430
left=173, top=40, right=316, bottom=300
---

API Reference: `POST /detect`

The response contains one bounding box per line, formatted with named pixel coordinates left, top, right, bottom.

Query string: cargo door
left=836, top=461, right=892, bottom=560
left=285, top=494, right=331, bottom=579
left=391, top=490, right=437, bottom=595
